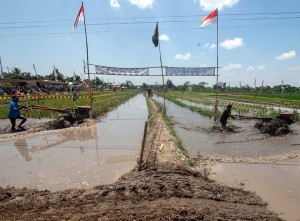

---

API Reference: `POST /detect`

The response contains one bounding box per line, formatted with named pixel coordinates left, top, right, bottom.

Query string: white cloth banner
left=166, top=67, right=215, bottom=76
left=95, top=65, right=149, bottom=75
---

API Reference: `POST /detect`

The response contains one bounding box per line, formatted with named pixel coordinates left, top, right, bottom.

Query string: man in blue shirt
left=8, top=95, right=27, bottom=132
left=72, top=90, right=78, bottom=102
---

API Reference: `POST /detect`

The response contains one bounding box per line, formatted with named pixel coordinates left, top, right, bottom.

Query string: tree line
left=141, top=79, right=300, bottom=94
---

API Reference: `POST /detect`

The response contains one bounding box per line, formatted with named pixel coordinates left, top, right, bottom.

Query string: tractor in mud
left=233, top=112, right=295, bottom=125
left=29, top=105, right=92, bottom=128
left=233, top=112, right=295, bottom=136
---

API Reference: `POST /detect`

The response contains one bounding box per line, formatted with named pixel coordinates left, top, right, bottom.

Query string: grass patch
left=0, top=91, right=139, bottom=119
left=151, top=98, right=194, bottom=167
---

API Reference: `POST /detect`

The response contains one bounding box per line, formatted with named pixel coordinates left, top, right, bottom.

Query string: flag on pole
left=254, top=78, right=256, bottom=88
left=73, top=71, right=76, bottom=82
left=73, top=3, right=84, bottom=30
left=200, top=9, right=218, bottom=27
left=281, top=80, right=284, bottom=92
left=152, top=22, right=159, bottom=47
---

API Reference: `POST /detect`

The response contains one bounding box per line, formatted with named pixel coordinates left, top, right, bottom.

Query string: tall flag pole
left=53, top=65, right=58, bottom=81
left=200, top=8, right=218, bottom=121
left=83, top=59, right=86, bottom=74
left=0, top=56, right=3, bottom=77
left=152, top=21, right=165, bottom=111
left=73, top=2, right=93, bottom=111
left=33, top=64, right=39, bottom=79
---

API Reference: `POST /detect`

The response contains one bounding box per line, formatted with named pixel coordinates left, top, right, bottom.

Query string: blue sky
left=0, top=0, right=299, bottom=87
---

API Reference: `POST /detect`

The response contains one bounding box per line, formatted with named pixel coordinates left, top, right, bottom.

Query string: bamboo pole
left=82, top=1, right=93, bottom=115
left=214, top=8, right=219, bottom=122
left=138, top=121, right=148, bottom=171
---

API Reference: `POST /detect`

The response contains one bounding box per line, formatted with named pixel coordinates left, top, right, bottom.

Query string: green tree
left=198, top=81, right=208, bottom=89
left=166, top=79, right=174, bottom=89
left=44, top=68, right=64, bottom=81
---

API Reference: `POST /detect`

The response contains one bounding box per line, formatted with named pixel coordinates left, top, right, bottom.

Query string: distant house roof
left=0, top=78, right=68, bottom=85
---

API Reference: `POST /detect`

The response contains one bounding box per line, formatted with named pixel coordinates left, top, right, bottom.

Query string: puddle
left=0, top=94, right=147, bottom=191
left=210, top=159, right=300, bottom=221
left=153, top=95, right=300, bottom=161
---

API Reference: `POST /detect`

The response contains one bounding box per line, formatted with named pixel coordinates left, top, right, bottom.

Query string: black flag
left=152, top=22, right=159, bottom=47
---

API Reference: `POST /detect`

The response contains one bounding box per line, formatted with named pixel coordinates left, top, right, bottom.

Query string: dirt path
left=0, top=97, right=283, bottom=220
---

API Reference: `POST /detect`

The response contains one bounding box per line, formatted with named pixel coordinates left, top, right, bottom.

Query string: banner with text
left=95, top=65, right=149, bottom=76
left=166, top=67, right=215, bottom=76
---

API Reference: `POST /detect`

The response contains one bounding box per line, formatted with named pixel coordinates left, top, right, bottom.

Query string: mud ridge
left=0, top=164, right=282, bottom=220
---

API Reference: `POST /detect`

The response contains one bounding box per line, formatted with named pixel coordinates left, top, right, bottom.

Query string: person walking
left=8, top=95, right=27, bottom=132
left=72, top=90, right=78, bottom=102
left=220, top=104, right=233, bottom=129
left=147, top=87, right=152, bottom=97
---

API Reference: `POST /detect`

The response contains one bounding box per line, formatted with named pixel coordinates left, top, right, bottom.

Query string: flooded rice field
left=0, top=94, right=148, bottom=191
left=154, top=94, right=300, bottom=220
left=154, top=95, right=300, bottom=162
left=211, top=159, right=300, bottom=221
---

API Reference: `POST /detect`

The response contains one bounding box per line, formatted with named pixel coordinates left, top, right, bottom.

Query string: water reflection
left=153, top=94, right=300, bottom=159
left=0, top=94, right=147, bottom=191
left=14, top=138, right=31, bottom=162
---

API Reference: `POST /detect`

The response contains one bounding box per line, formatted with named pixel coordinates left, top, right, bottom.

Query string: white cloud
left=257, top=64, right=266, bottom=70
left=224, top=63, right=242, bottom=71
left=109, top=0, right=120, bottom=8
left=197, top=0, right=239, bottom=11
left=203, top=43, right=216, bottom=49
left=159, top=34, right=169, bottom=41
left=210, top=43, right=216, bottom=49
left=247, top=65, right=266, bottom=71
left=129, top=0, right=153, bottom=9
left=286, top=66, right=300, bottom=71
left=203, top=43, right=210, bottom=48
left=247, top=66, right=255, bottom=71
left=220, top=37, right=243, bottom=50
left=275, top=50, right=296, bottom=61
left=175, top=53, right=192, bottom=60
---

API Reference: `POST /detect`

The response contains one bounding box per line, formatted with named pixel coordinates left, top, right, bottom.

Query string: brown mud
left=0, top=96, right=283, bottom=220
left=0, top=118, right=96, bottom=141
left=0, top=164, right=282, bottom=221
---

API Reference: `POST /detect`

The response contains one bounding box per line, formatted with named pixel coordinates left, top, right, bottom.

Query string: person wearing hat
left=220, top=104, right=233, bottom=129
left=8, top=95, right=27, bottom=132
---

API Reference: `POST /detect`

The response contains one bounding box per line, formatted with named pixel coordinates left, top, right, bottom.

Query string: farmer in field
left=8, top=95, right=27, bottom=132
left=72, top=90, right=78, bottom=102
left=220, top=104, right=234, bottom=129
left=147, top=87, right=152, bottom=97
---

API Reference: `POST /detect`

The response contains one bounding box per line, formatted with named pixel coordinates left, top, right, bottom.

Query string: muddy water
left=154, top=95, right=300, bottom=220
left=154, top=95, right=300, bottom=161
left=0, top=94, right=147, bottom=191
left=211, top=159, right=300, bottom=221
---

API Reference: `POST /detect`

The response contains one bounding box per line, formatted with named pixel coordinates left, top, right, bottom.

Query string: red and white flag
left=73, top=4, right=84, bottom=30
left=200, top=9, right=218, bottom=27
